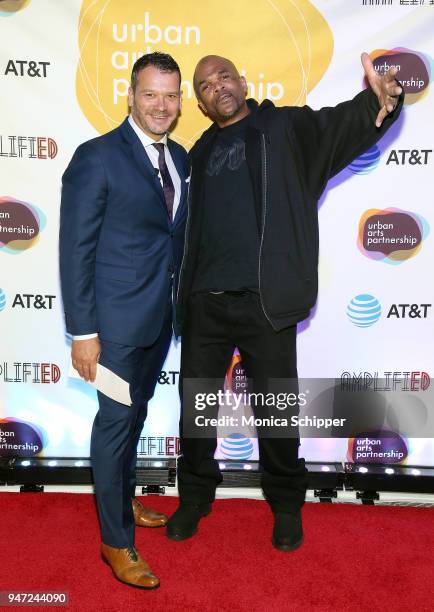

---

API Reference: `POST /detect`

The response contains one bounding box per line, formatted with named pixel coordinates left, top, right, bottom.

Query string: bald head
left=193, top=55, right=249, bottom=128
left=193, top=55, right=240, bottom=95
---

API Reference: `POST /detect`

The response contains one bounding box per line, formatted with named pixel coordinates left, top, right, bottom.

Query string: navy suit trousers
left=90, top=298, right=172, bottom=548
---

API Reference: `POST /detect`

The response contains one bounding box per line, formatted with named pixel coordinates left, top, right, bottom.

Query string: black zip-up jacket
left=176, top=87, right=404, bottom=333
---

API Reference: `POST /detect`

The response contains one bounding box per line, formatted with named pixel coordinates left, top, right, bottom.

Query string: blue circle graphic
left=347, top=294, right=381, bottom=327
left=348, top=145, right=381, bottom=174
left=220, top=433, right=254, bottom=460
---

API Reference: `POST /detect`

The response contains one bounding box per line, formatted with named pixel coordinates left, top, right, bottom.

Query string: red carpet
left=0, top=494, right=433, bottom=611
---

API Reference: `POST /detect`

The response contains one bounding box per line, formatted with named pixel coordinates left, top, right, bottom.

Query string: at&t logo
left=4, top=60, right=50, bottom=77
left=387, top=304, right=431, bottom=319
left=347, top=294, right=382, bottom=328
left=0, top=289, right=56, bottom=310
left=386, top=149, right=432, bottom=165
left=220, top=433, right=254, bottom=460
left=347, top=295, right=431, bottom=327
left=348, top=145, right=381, bottom=174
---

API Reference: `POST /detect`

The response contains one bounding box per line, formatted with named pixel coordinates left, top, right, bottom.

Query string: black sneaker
left=272, top=511, right=303, bottom=552
left=166, top=503, right=212, bottom=541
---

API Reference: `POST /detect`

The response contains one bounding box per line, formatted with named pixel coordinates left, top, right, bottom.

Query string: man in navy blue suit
left=59, top=52, right=189, bottom=589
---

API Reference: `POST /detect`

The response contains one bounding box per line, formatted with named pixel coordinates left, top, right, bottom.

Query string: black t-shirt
left=192, top=114, right=260, bottom=293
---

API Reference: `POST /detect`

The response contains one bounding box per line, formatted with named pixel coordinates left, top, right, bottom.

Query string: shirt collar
left=128, top=114, right=168, bottom=148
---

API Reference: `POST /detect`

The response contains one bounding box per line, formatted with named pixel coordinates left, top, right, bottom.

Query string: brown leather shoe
left=132, top=497, right=168, bottom=528
left=101, top=543, right=159, bottom=589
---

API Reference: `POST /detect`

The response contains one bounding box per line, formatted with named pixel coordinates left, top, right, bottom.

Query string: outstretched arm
left=289, top=52, right=405, bottom=198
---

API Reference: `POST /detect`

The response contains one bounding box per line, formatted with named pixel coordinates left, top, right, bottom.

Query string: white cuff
left=73, top=333, right=98, bottom=340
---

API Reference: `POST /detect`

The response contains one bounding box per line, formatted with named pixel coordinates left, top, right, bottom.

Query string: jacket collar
left=189, top=98, right=275, bottom=160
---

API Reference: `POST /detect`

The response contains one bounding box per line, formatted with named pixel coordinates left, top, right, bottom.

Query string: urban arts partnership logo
left=358, top=208, right=429, bottom=264
left=0, top=0, right=31, bottom=15
left=0, top=418, right=44, bottom=457
left=225, top=349, right=248, bottom=395
left=371, top=47, right=431, bottom=105
left=342, top=369, right=430, bottom=464
left=75, top=0, right=333, bottom=143
left=0, top=197, right=46, bottom=253
left=348, top=433, right=408, bottom=464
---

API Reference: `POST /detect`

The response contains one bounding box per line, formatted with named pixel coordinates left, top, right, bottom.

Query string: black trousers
left=90, top=299, right=172, bottom=548
left=178, top=291, right=308, bottom=513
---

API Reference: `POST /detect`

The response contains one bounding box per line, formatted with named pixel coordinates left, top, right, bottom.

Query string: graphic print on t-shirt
left=206, top=138, right=246, bottom=176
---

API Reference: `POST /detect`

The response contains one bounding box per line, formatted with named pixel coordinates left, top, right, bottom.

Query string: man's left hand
left=361, top=52, right=402, bottom=128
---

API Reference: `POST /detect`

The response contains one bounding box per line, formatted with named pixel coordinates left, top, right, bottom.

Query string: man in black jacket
left=167, top=53, right=404, bottom=550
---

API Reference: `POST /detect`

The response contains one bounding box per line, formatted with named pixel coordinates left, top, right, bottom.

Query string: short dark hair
left=131, top=52, right=181, bottom=91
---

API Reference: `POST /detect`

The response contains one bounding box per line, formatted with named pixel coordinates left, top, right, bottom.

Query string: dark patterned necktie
left=153, top=142, right=174, bottom=222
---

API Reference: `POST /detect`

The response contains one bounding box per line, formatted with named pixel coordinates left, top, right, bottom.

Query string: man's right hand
left=71, top=337, right=101, bottom=382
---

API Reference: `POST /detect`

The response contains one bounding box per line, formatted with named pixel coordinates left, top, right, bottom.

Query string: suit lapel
left=120, top=118, right=166, bottom=208
left=120, top=118, right=190, bottom=228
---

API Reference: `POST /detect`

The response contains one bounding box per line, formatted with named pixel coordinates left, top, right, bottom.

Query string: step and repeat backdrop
left=1, top=0, right=433, bottom=468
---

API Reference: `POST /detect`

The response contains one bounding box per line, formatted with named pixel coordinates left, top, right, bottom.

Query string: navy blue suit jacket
left=59, top=118, right=189, bottom=347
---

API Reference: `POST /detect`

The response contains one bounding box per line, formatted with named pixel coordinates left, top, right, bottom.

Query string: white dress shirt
left=127, top=114, right=181, bottom=218
left=73, top=115, right=181, bottom=341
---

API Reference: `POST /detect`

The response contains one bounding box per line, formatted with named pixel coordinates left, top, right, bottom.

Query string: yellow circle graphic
left=0, top=0, right=31, bottom=14
left=76, top=0, right=333, bottom=148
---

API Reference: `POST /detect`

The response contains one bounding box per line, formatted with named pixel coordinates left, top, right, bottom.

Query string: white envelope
left=69, top=362, right=132, bottom=406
